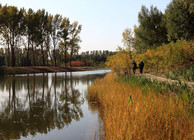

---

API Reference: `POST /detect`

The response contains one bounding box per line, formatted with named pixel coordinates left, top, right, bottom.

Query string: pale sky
left=1, top=0, right=171, bottom=52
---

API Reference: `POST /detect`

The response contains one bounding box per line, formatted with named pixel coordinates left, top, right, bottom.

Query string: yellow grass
left=88, top=73, right=194, bottom=140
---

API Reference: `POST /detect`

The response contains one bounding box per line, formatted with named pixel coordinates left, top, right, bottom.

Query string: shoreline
left=0, top=66, right=98, bottom=75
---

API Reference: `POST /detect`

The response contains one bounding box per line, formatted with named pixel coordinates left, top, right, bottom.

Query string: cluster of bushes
left=66, top=61, right=86, bottom=67
left=136, top=40, right=194, bottom=72
left=106, top=40, right=194, bottom=75
left=105, top=51, right=132, bottom=75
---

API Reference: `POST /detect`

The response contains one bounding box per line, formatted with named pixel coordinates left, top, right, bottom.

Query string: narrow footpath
left=137, top=73, right=194, bottom=88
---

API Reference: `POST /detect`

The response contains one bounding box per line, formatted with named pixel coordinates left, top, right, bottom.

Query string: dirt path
left=138, top=73, right=194, bottom=88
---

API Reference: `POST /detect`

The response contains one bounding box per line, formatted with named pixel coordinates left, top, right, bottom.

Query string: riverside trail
left=137, top=73, right=194, bottom=89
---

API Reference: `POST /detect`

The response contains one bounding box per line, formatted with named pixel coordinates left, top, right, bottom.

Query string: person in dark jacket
left=132, top=60, right=137, bottom=74
left=139, top=60, right=144, bottom=74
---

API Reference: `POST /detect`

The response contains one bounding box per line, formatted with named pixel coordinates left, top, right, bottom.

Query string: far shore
left=0, top=66, right=103, bottom=75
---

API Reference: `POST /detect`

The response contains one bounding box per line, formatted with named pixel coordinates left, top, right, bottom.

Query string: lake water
left=0, top=69, right=110, bottom=140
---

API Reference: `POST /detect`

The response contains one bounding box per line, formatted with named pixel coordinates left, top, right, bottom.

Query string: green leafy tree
left=31, top=11, right=44, bottom=66
left=69, top=22, right=82, bottom=67
left=36, top=9, right=49, bottom=66
left=0, top=5, right=25, bottom=67
left=165, top=0, right=194, bottom=41
left=122, top=28, right=134, bottom=58
left=134, top=5, right=168, bottom=53
left=51, top=14, right=62, bottom=66
left=60, top=17, right=71, bottom=66
left=0, top=6, right=11, bottom=66
left=24, top=8, right=36, bottom=66
left=182, top=0, right=194, bottom=13
left=45, top=14, right=53, bottom=66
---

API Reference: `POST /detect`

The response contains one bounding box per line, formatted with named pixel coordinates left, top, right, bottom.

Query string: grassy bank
left=165, top=64, right=194, bottom=82
left=0, top=66, right=86, bottom=75
left=88, top=73, right=193, bottom=139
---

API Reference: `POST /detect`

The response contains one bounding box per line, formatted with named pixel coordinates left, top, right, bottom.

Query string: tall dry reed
left=88, top=73, right=193, bottom=140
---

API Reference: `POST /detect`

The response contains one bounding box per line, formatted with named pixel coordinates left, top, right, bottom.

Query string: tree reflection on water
left=0, top=72, right=104, bottom=140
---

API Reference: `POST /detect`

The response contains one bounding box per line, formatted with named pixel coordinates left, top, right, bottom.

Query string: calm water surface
left=0, top=69, right=110, bottom=140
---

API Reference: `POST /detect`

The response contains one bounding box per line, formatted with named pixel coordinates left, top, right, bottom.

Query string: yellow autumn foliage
left=105, top=51, right=132, bottom=75
left=137, top=40, right=194, bottom=71
left=106, top=40, right=193, bottom=75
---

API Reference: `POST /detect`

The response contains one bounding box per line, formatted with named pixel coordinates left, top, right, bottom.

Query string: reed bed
left=88, top=73, right=193, bottom=140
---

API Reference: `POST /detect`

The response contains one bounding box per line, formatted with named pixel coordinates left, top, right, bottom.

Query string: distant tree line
left=122, top=0, right=194, bottom=54
left=72, top=50, right=115, bottom=66
left=0, top=4, right=82, bottom=67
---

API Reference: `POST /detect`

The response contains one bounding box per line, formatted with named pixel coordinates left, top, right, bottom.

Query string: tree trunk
left=11, top=44, right=15, bottom=67
left=129, top=50, right=132, bottom=59
left=7, top=44, right=10, bottom=67
left=46, top=53, right=49, bottom=66
left=53, top=45, right=57, bottom=66
left=27, top=44, right=30, bottom=67
left=32, top=44, right=36, bottom=66
left=48, top=47, right=54, bottom=66
left=41, top=44, right=45, bottom=66
left=64, top=45, right=67, bottom=67
left=69, top=51, right=73, bottom=67
left=27, top=37, right=30, bottom=67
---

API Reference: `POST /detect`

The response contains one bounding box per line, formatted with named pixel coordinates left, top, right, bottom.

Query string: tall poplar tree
left=24, top=8, right=36, bottom=66
left=60, top=17, right=71, bottom=67
left=69, top=22, right=82, bottom=67
left=51, top=14, right=62, bottom=66
left=0, top=5, right=25, bottom=67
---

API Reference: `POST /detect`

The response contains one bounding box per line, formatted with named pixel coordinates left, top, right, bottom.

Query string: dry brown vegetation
left=88, top=73, right=193, bottom=139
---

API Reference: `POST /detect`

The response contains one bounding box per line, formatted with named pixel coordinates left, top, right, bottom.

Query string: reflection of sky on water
left=0, top=69, right=110, bottom=140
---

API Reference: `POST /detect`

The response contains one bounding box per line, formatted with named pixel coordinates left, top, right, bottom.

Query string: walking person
left=139, top=60, right=144, bottom=74
left=132, top=60, right=137, bottom=74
